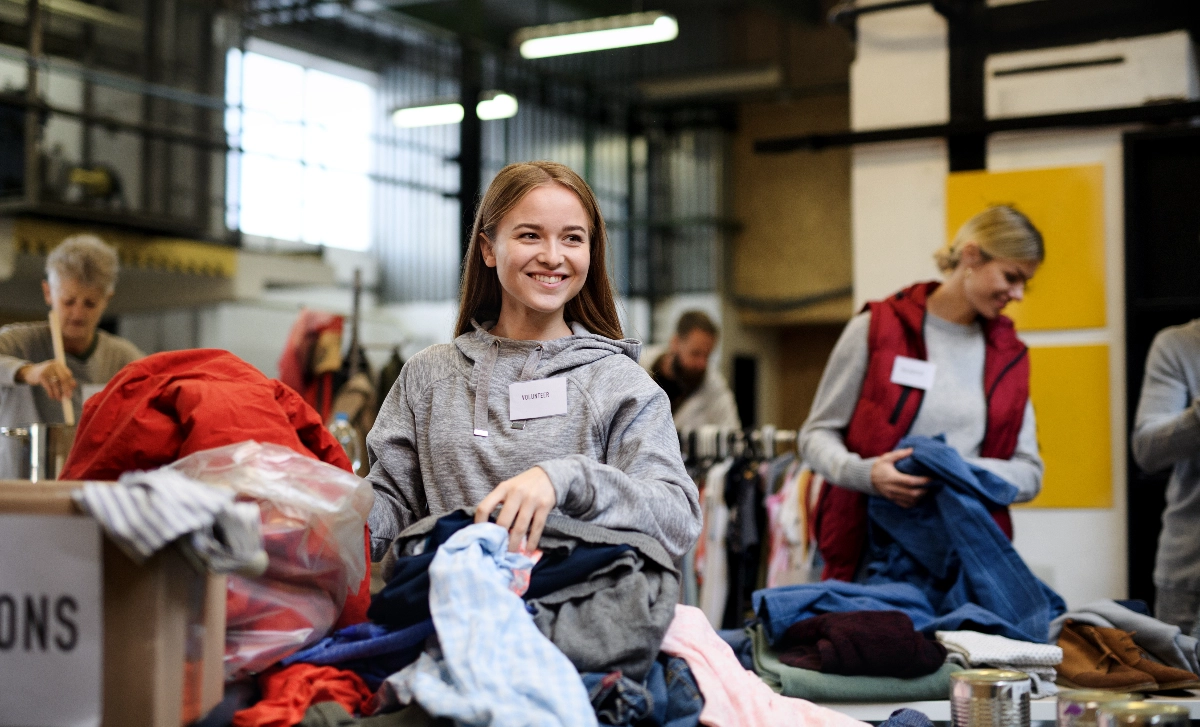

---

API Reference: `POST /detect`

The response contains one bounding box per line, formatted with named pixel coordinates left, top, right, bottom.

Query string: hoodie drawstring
left=473, top=340, right=500, bottom=437
left=473, top=342, right=544, bottom=437
left=519, top=345, right=542, bottom=381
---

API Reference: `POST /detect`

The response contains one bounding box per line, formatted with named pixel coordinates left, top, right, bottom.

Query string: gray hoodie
left=365, top=320, right=702, bottom=560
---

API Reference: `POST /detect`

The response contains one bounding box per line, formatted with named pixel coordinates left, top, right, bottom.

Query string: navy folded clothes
left=372, top=509, right=681, bottom=681
left=776, top=611, right=947, bottom=678
left=282, top=619, right=435, bottom=689
left=863, top=435, right=1066, bottom=644
left=367, top=511, right=474, bottom=628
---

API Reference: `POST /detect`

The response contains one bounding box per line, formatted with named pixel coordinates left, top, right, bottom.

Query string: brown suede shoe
left=1056, top=621, right=1158, bottom=691
left=1095, top=624, right=1200, bottom=691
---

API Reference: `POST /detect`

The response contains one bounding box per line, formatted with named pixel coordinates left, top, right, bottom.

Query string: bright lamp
left=514, top=12, right=679, bottom=60
left=391, top=91, right=519, bottom=128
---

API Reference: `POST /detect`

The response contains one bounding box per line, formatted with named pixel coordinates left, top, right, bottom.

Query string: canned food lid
left=1098, top=702, right=1190, bottom=718
left=1059, top=690, right=1140, bottom=704
left=950, top=668, right=1031, bottom=683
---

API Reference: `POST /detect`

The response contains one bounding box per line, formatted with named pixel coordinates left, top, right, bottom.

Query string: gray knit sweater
left=364, top=321, right=702, bottom=561
left=800, top=311, right=1043, bottom=502
left=1132, top=319, right=1200, bottom=591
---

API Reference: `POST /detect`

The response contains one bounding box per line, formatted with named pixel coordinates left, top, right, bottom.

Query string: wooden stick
left=47, top=310, right=75, bottom=426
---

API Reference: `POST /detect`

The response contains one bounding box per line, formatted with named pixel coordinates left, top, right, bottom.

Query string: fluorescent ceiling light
left=391, top=91, right=518, bottom=127
left=477, top=92, right=518, bottom=121
left=391, top=102, right=463, bottom=128
left=514, top=11, right=678, bottom=59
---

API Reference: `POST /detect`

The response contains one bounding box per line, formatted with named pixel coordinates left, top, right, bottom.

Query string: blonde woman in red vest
left=799, top=206, right=1045, bottom=582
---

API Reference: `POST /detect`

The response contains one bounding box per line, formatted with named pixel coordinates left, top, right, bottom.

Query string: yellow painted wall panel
left=946, top=165, right=1106, bottom=330
left=1021, top=344, right=1112, bottom=509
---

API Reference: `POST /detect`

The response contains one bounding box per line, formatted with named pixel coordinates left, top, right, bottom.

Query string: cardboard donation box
left=0, top=480, right=226, bottom=727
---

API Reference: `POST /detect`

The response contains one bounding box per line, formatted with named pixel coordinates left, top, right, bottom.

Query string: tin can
left=1057, top=690, right=1139, bottom=727
left=951, top=669, right=1033, bottom=727
left=1097, top=702, right=1189, bottom=727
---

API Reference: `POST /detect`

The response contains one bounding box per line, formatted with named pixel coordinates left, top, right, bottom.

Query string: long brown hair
left=454, top=161, right=624, bottom=340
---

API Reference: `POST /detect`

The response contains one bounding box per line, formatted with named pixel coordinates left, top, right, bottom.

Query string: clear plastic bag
left=224, top=575, right=340, bottom=678
left=169, top=441, right=374, bottom=677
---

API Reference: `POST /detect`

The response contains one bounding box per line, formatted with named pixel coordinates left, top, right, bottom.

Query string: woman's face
left=41, top=276, right=111, bottom=342
left=962, top=246, right=1040, bottom=319
left=481, top=183, right=591, bottom=320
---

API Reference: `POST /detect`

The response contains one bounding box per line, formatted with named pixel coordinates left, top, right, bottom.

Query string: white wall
left=847, top=12, right=1198, bottom=607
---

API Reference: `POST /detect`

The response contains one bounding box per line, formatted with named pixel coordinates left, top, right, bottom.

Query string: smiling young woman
left=798, top=205, right=1047, bottom=581
left=365, top=161, right=701, bottom=561
left=456, top=161, right=623, bottom=342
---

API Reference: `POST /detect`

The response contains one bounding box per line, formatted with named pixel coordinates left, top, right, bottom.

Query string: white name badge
left=890, top=355, right=936, bottom=390
left=509, top=377, right=568, bottom=421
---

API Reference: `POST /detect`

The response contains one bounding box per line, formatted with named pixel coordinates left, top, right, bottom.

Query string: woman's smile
left=530, top=272, right=568, bottom=287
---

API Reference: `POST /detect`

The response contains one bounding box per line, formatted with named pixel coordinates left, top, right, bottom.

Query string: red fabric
left=232, top=664, right=372, bottom=727
left=815, top=281, right=1029, bottom=581
left=60, top=349, right=371, bottom=629
left=278, top=310, right=344, bottom=422
left=333, top=525, right=372, bottom=630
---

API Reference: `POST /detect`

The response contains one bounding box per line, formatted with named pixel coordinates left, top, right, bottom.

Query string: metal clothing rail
left=678, top=425, right=801, bottom=463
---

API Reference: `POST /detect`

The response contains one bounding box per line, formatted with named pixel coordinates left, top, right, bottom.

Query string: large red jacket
left=61, top=348, right=371, bottom=628
left=814, top=281, right=1029, bottom=581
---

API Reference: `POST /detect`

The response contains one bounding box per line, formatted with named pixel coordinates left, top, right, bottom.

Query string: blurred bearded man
left=646, top=310, right=741, bottom=431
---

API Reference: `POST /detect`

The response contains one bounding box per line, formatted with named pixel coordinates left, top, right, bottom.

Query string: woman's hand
left=475, top=466, right=557, bottom=552
left=870, top=448, right=930, bottom=508
left=17, top=360, right=77, bottom=401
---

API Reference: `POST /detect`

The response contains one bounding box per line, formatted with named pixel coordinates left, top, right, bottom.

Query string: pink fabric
left=765, top=489, right=789, bottom=588
left=660, top=604, right=868, bottom=727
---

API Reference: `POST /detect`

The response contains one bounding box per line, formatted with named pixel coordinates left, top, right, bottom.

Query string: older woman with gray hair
left=0, top=234, right=143, bottom=477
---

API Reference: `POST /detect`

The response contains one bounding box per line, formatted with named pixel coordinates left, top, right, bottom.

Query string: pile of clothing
left=61, top=350, right=376, bottom=676
left=936, top=630, right=1061, bottom=696
left=746, top=608, right=962, bottom=703
left=223, top=509, right=876, bottom=727
left=735, top=434, right=1078, bottom=703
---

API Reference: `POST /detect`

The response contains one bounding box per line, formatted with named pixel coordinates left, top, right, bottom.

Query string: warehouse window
left=226, top=42, right=374, bottom=251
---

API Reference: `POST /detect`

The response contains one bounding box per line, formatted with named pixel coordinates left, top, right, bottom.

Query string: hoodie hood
left=455, top=320, right=642, bottom=438
left=455, top=319, right=641, bottom=376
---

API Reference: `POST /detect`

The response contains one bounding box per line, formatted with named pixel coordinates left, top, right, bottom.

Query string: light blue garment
left=380, top=523, right=596, bottom=727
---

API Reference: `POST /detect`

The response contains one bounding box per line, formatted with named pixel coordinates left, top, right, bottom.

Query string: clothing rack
left=678, top=425, right=800, bottom=463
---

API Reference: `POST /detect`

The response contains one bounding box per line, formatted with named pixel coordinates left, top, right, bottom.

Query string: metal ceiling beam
left=753, top=100, right=1200, bottom=154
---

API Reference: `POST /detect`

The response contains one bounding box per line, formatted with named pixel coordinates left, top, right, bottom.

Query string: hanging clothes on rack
left=698, top=456, right=735, bottom=628
left=722, top=455, right=766, bottom=629
left=279, top=310, right=345, bottom=423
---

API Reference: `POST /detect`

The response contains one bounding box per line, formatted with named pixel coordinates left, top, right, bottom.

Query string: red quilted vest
left=814, top=281, right=1030, bottom=581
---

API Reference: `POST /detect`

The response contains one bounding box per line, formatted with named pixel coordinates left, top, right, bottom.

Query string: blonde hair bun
left=936, top=205, right=1044, bottom=273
